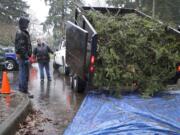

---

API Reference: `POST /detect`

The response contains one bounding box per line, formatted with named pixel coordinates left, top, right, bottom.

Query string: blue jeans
left=38, top=62, right=51, bottom=80
left=18, top=59, right=29, bottom=92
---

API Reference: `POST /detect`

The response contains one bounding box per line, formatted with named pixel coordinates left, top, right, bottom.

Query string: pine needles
left=86, top=11, right=180, bottom=96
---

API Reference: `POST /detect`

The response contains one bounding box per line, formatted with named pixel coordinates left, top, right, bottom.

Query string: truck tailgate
left=66, top=21, right=88, bottom=77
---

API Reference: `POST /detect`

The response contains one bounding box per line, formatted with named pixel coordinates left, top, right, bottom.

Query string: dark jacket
left=15, top=30, right=32, bottom=60
left=33, top=43, right=53, bottom=63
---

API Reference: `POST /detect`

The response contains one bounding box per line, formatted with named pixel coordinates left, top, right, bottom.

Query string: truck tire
left=65, top=66, right=70, bottom=76
left=73, top=76, right=85, bottom=93
left=70, top=75, right=73, bottom=89
left=73, top=76, right=78, bottom=92
left=62, top=56, right=70, bottom=75
left=53, top=61, right=59, bottom=70
left=6, top=59, right=16, bottom=71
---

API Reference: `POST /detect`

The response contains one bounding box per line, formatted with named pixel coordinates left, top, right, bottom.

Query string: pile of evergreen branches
left=86, top=11, right=180, bottom=96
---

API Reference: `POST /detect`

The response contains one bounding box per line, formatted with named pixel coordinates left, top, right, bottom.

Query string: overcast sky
left=23, top=0, right=107, bottom=35
left=24, top=0, right=108, bottom=23
left=23, top=0, right=50, bottom=37
left=82, top=0, right=107, bottom=7
left=24, top=0, right=49, bottom=23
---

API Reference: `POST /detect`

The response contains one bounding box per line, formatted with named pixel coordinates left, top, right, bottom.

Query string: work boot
left=19, top=90, right=34, bottom=98
left=48, top=78, right=52, bottom=81
left=41, top=79, right=44, bottom=83
left=27, top=92, right=34, bottom=98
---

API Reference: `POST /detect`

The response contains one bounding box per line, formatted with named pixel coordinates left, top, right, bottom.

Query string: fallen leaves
left=15, top=109, right=53, bottom=135
left=15, top=108, right=73, bottom=135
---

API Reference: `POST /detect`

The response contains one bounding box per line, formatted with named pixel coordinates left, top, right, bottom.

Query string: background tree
left=43, top=0, right=82, bottom=46
left=44, top=0, right=179, bottom=46
left=0, top=0, right=29, bottom=23
left=106, top=0, right=180, bottom=27
left=0, top=0, right=29, bottom=45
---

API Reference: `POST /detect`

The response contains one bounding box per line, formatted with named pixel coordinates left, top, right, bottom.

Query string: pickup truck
left=53, top=40, right=70, bottom=75
left=2, top=47, right=18, bottom=71
left=66, top=6, right=180, bottom=92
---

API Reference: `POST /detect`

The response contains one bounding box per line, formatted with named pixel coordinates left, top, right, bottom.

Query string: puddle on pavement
left=5, top=63, right=180, bottom=134
left=8, top=63, right=84, bottom=135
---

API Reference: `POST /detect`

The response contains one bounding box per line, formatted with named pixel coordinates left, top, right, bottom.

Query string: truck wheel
left=73, top=76, right=85, bottom=93
left=70, top=75, right=73, bottom=89
left=65, top=66, right=70, bottom=76
left=6, top=59, right=15, bottom=71
left=73, top=77, right=78, bottom=91
left=53, top=61, right=59, bottom=70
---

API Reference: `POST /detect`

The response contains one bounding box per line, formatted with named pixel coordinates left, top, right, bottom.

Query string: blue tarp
left=64, top=91, right=180, bottom=135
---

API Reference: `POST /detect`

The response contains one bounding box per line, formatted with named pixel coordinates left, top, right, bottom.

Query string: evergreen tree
left=0, top=0, right=29, bottom=45
left=43, top=0, right=82, bottom=46
left=106, top=0, right=180, bottom=27
left=0, top=0, right=29, bottom=23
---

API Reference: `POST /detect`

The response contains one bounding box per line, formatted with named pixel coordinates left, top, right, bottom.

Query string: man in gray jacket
left=33, top=38, right=53, bottom=82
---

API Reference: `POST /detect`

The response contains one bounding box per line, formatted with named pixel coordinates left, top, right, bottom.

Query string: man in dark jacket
left=33, top=38, right=53, bottom=82
left=15, top=17, right=33, bottom=98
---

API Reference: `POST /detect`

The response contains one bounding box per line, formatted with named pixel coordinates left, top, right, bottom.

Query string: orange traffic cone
left=0, top=71, right=11, bottom=94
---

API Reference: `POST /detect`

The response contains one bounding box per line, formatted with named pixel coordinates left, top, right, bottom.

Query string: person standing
left=15, top=17, right=33, bottom=98
left=33, top=38, right=53, bottom=82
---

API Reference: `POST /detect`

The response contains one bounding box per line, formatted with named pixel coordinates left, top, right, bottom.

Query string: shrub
left=86, top=11, right=180, bottom=96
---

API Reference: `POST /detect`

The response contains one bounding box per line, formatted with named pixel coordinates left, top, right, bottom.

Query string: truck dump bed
left=66, top=6, right=180, bottom=91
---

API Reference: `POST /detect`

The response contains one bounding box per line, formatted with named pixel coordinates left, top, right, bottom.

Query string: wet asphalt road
left=8, top=62, right=84, bottom=135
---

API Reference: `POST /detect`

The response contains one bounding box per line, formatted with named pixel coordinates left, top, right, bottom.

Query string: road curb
left=0, top=92, right=32, bottom=135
